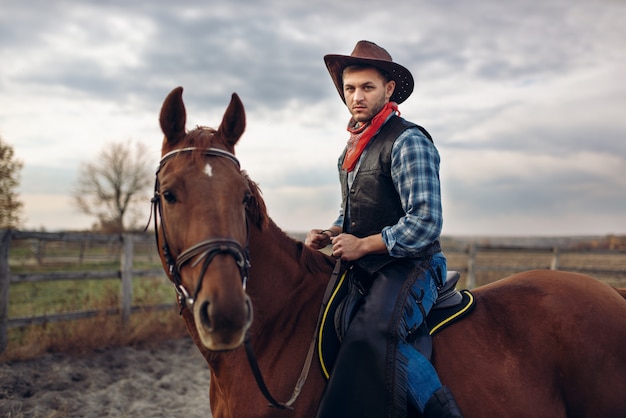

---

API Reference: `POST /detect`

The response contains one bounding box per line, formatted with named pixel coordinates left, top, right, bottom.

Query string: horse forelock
left=162, top=126, right=237, bottom=167
left=191, top=126, right=225, bottom=150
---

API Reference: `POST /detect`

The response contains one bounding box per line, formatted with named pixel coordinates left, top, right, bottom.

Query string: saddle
left=430, top=271, right=475, bottom=334
left=318, top=270, right=475, bottom=379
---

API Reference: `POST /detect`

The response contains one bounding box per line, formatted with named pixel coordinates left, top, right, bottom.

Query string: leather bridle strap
left=175, top=238, right=250, bottom=308
left=160, top=146, right=240, bottom=170
left=244, top=328, right=318, bottom=410
left=151, top=146, right=247, bottom=310
left=243, top=259, right=344, bottom=410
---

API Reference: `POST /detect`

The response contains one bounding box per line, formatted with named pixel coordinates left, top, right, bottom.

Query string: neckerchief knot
left=342, top=102, right=399, bottom=172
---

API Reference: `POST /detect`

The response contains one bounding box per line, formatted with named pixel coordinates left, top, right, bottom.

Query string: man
left=305, top=41, right=463, bottom=418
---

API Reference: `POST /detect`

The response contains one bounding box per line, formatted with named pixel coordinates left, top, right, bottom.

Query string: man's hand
left=331, top=233, right=387, bottom=261
left=305, top=229, right=335, bottom=250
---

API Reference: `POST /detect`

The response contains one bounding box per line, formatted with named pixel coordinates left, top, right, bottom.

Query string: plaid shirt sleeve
left=382, top=126, right=443, bottom=257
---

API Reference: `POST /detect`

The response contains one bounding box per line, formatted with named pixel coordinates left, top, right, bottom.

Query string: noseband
left=151, top=147, right=250, bottom=312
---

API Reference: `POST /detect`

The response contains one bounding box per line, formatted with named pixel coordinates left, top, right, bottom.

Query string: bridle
left=150, top=146, right=251, bottom=311
left=149, top=145, right=315, bottom=411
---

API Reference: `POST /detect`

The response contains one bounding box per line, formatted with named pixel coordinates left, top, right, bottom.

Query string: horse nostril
left=199, top=301, right=212, bottom=331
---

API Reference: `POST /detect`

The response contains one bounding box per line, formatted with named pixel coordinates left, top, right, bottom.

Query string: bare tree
left=73, top=140, right=153, bottom=232
left=0, top=136, right=23, bottom=229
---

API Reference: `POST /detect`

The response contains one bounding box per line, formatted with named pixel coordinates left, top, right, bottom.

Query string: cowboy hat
left=324, top=40, right=414, bottom=104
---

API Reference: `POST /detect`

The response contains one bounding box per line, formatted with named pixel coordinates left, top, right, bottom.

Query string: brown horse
left=154, top=86, right=626, bottom=418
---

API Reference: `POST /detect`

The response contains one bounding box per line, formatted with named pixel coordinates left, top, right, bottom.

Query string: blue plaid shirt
left=333, top=121, right=443, bottom=257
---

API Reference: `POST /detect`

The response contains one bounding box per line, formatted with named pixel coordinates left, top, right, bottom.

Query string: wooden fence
left=444, top=242, right=626, bottom=289
left=0, top=229, right=172, bottom=353
left=2, top=230, right=625, bottom=353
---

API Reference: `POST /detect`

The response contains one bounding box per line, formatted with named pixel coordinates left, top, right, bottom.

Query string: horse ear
left=160, top=86, right=187, bottom=145
left=218, top=93, right=246, bottom=147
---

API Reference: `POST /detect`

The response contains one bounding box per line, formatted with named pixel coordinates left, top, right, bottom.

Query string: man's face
left=342, top=67, right=395, bottom=123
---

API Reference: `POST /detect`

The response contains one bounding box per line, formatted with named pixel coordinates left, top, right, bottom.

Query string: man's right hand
left=305, top=229, right=333, bottom=250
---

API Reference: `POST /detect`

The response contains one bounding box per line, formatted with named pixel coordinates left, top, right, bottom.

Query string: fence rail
left=444, top=242, right=626, bottom=288
left=2, top=230, right=625, bottom=353
left=0, top=229, right=173, bottom=353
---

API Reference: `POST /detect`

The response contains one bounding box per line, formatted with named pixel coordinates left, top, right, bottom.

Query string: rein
left=150, top=146, right=315, bottom=411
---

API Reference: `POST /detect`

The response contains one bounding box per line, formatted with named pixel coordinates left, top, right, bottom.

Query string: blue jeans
left=399, top=252, right=447, bottom=412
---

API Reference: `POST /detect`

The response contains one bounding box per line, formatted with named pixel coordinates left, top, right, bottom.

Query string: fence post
left=550, top=246, right=560, bottom=270
left=466, top=243, right=476, bottom=289
left=0, top=230, right=11, bottom=353
left=121, top=234, right=133, bottom=325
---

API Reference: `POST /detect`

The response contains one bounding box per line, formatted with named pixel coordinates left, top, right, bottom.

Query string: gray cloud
left=2, top=0, right=625, bottom=234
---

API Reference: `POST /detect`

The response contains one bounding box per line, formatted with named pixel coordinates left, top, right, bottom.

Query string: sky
left=1, top=0, right=625, bottom=236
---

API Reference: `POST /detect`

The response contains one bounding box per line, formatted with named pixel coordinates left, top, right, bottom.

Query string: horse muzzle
left=167, top=238, right=253, bottom=351
left=194, top=290, right=253, bottom=351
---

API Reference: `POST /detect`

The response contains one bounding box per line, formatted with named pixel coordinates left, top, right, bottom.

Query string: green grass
left=8, top=276, right=175, bottom=318
left=2, top=234, right=184, bottom=361
left=7, top=234, right=171, bottom=314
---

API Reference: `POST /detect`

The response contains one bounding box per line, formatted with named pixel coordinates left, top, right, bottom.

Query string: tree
left=0, top=136, right=23, bottom=229
left=73, top=140, right=153, bottom=233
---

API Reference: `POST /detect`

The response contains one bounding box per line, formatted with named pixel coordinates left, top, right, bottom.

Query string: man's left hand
left=331, top=233, right=387, bottom=260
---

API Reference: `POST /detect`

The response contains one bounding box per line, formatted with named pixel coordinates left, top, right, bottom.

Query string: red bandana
left=342, top=102, right=399, bottom=172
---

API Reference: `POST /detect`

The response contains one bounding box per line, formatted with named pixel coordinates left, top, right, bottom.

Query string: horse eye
left=242, top=192, right=251, bottom=205
left=162, top=191, right=177, bottom=204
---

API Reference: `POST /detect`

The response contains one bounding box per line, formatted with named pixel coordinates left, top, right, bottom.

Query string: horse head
left=154, top=86, right=262, bottom=351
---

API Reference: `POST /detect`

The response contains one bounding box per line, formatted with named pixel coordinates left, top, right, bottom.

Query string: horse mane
left=243, top=171, right=269, bottom=230
left=242, top=171, right=335, bottom=273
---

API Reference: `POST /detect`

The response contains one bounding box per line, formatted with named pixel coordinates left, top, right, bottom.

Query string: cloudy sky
left=1, top=0, right=625, bottom=236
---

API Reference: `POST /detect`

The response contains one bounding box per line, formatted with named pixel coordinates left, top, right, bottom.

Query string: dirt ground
left=0, top=338, right=213, bottom=418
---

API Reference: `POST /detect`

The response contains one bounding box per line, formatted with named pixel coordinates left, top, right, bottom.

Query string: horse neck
left=200, top=220, right=333, bottom=416
left=246, top=219, right=333, bottom=338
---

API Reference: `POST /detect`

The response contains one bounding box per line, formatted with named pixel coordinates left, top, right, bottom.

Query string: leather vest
left=339, top=115, right=437, bottom=273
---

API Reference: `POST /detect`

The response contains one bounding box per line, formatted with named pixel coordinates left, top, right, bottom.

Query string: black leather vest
left=339, top=115, right=436, bottom=273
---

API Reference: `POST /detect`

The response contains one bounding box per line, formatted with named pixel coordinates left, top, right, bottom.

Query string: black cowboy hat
left=324, top=40, right=414, bottom=104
